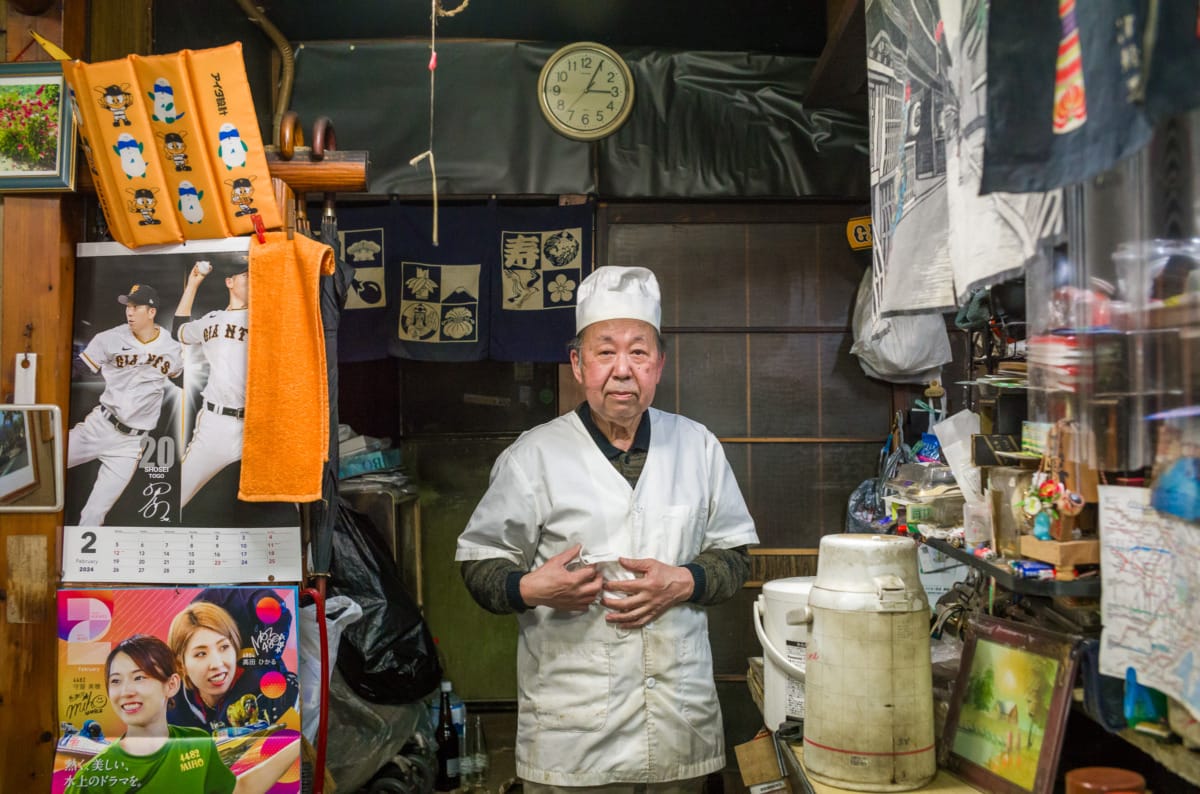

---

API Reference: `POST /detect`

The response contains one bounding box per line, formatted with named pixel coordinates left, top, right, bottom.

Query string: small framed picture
left=0, top=60, right=76, bottom=192
left=942, top=614, right=1080, bottom=794
left=0, top=408, right=39, bottom=503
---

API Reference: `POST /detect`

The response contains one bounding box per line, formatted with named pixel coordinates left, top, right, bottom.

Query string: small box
left=972, top=434, right=1020, bottom=466
left=1019, top=536, right=1101, bottom=566
left=734, top=734, right=789, bottom=794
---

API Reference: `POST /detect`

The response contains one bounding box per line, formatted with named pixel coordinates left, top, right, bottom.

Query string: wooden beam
left=806, top=0, right=867, bottom=108
left=1, top=2, right=86, bottom=791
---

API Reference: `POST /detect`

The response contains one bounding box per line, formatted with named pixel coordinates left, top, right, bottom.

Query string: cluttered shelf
left=919, top=537, right=1101, bottom=598
left=1067, top=691, right=1200, bottom=789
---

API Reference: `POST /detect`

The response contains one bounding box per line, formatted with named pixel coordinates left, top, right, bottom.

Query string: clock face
left=539, top=42, right=634, bottom=141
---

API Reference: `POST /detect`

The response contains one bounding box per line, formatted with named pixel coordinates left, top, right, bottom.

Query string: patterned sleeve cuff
left=684, top=563, right=707, bottom=603
left=506, top=570, right=531, bottom=612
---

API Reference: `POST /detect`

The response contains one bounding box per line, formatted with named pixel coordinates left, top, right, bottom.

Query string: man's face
left=226, top=271, right=248, bottom=306
left=125, top=303, right=156, bottom=335
left=570, top=318, right=664, bottom=429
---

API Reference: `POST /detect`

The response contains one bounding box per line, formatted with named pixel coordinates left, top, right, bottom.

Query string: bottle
left=434, top=680, right=460, bottom=791
left=459, top=703, right=474, bottom=783
left=430, top=680, right=466, bottom=740
left=468, top=714, right=489, bottom=786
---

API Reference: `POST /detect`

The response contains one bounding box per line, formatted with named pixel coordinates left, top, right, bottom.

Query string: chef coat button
left=646, top=676, right=657, bottom=689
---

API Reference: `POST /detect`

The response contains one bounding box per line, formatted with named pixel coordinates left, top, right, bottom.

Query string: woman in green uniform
left=63, top=634, right=235, bottom=794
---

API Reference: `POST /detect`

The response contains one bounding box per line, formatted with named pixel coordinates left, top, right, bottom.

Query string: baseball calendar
left=62, top=526, right=302, bottom=584
left=66, top=239, right=300, bottom=584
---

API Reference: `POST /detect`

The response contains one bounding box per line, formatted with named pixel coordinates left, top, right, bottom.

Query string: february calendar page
left=62, top=526, right=301, bottom=584
left=62, top=240, right=299, bottom=585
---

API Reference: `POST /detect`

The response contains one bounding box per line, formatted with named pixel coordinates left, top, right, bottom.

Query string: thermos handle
left=753, top=597, right=807, bottom=681
left=874, top=574, right=910, bottom=611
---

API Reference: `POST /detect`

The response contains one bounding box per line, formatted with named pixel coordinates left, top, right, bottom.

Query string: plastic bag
left=846, top=477, right=891, bottom=533
left=850, top=268, right=953, bottom=383
left=329, top=499, right=442, bottom=704
left=846, top=416, right=911, bottom=533
left=325, top=666, right=432, bottom=792
left=298, top=595, right=363, bottom=745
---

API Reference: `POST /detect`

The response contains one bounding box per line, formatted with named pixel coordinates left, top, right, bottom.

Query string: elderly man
left=456, top=266, right=759, bottom=792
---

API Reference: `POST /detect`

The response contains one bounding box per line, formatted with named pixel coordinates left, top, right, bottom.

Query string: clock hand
left=569, top=59, right=606, bottom=109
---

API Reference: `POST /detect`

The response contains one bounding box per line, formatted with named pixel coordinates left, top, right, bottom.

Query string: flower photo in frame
left=942, top=614, right=1080, bottom=794
left=0, top=60, right=76, bottom=192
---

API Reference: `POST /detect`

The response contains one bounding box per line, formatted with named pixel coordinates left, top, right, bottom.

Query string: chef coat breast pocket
left=655, top=505, right=706, bottom=561
left=533, top=642, right=611, bottom=732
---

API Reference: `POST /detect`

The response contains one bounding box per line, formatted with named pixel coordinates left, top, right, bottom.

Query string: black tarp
left=289, top=40, right=868, bottom=199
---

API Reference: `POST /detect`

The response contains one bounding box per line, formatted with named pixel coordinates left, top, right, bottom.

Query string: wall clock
left=538, top=42, right=635, bottom=141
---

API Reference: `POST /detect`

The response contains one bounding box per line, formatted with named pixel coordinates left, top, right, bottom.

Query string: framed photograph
left=942, top=614, right=1080, bottom=794
left=0, top=60, right=76, bottom=192
left=0, top=407, right=39, bottom=503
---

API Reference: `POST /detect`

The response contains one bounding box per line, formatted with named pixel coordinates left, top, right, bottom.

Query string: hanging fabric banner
left=490, top=201, right=594, bottom=362
left=332, top=201, right=493, bottom=362
left=865, top=0, right=957, bottom=317
left=937, top=0, right=1064, bottom=302
left=981, top=0, right=1153, bottom=194
left=333, top=200, right=593, bottom=362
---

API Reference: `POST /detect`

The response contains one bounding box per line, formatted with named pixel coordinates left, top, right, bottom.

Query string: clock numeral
left=557, top=99, right=565, bottom=111
left=611, top=86, right=620, bottom=97
left=607, top=101, right=615, bottom=111
left=551, top=84, right=561, bottom=96
left=581, top=113, right=590, bottom=126
left=581, top=56, right=593, bottom=69
left=596, top=111, right=605, bottom=123
left=556, top=70, right=568, bottom=82
left=606, top=71, right=615, bottom=83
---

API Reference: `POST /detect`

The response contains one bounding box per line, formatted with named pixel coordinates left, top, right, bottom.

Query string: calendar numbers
left=61, top=526, right=301, bottom=583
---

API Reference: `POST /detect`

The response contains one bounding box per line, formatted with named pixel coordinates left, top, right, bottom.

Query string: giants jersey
left=177, top=308, right=248, bottom=408
left=80, top=324, right=183, bottom=430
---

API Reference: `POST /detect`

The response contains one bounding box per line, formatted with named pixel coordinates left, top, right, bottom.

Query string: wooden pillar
left=1, top=2, right=86, bottom=790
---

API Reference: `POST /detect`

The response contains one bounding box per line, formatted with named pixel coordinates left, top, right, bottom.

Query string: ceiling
left=240, top=0, right=867, bottom=105
left=156, top=0, right=865, bottom=110
left=250, top=0, right=831, bottom=57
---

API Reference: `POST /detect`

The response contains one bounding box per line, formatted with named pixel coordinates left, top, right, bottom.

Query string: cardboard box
left=735, top=734, right=789, bottom=794
left=1019, top=535, right=1101, bottom=566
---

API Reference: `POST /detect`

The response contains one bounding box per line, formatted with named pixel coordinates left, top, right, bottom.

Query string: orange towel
left=239, top=231, right=336, bottom=502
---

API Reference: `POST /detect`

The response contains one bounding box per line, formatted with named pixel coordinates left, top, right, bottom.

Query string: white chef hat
left=575, top=266, right=661, bottom=333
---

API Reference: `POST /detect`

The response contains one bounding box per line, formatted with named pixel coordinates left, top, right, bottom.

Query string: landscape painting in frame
left=943, top=615, right=1078, bottom=794
left=0, top=60, right=76, bottom=192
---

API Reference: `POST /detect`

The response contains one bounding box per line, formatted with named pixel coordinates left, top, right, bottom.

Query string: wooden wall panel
left=1, top=3, right=87, bottom=791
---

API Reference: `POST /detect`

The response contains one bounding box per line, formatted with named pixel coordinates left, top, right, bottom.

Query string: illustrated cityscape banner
left=63, top=239, right=299, bottom=584
left=865, top=0, right=1062, bottom=317
left=54, top=586, right=302, bottom=794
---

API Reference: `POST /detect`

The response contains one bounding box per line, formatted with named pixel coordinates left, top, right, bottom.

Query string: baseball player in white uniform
left=174, top=259, right=249, bottom=507
left=68, top=284, right=183, bottom=526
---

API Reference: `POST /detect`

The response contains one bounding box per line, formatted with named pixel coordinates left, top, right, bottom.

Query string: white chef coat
left=457, top=407, right=759, bottom=786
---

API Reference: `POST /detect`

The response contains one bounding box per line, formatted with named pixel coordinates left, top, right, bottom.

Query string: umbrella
left=307, top=116, right=354, bottom=578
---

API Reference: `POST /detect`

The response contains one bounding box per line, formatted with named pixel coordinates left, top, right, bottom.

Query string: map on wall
left=1098, top=485, right=1200, bottom=721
